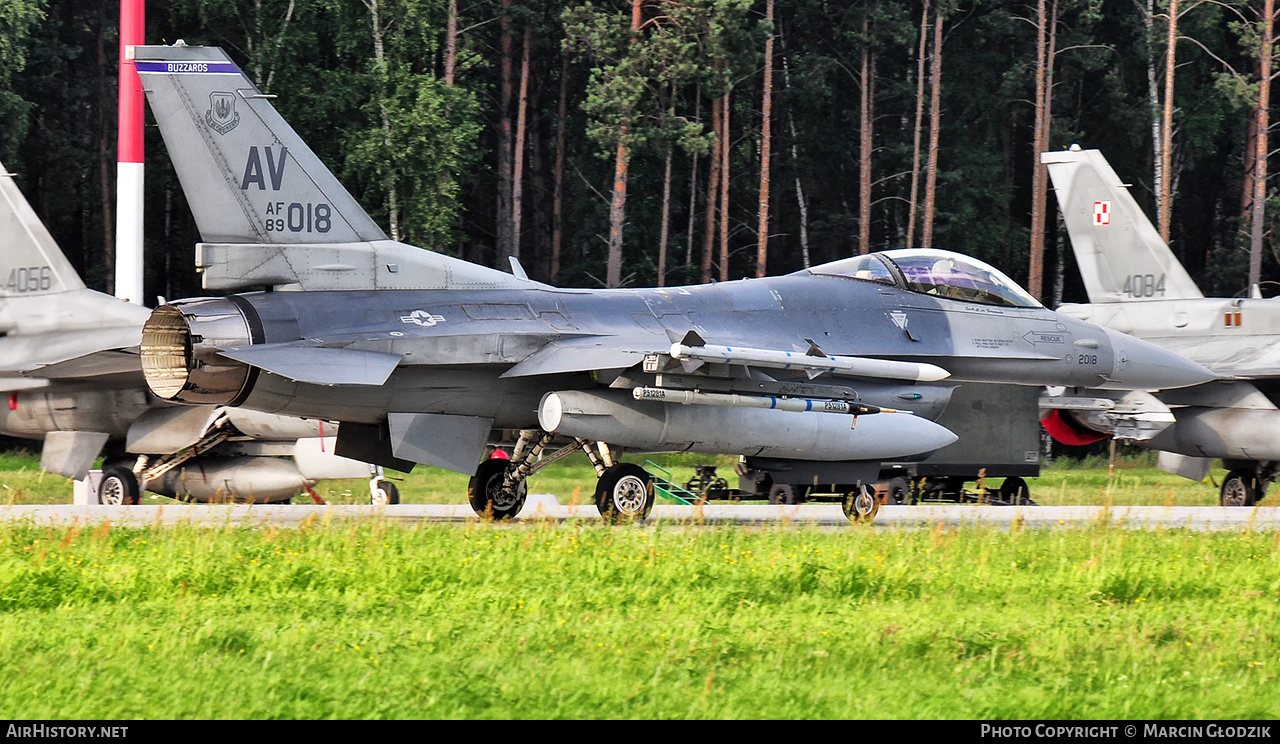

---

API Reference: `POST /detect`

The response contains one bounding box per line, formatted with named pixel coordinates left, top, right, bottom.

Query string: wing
left=218, top=344, right=402, bottom=386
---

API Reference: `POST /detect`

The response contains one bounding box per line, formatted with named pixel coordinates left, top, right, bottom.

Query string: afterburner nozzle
left=140, top=300, right=256, bottom=405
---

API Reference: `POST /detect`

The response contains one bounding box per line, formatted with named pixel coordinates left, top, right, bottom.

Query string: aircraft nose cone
left=1101, top=328, right=1217, bottom=390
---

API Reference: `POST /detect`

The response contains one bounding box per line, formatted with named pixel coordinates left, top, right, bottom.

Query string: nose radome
left=1100, top=327, right=1217, bottom=390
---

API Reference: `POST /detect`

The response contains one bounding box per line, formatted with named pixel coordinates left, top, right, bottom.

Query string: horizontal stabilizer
left=27, top=349, right=142, bottom=380
left=0, top=326, right=144, bottom=375
left=218, top=345, right=401, bottom=386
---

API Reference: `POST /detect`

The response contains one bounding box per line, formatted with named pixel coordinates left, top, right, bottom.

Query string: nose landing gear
left=841, top=484, right=879, bottom=523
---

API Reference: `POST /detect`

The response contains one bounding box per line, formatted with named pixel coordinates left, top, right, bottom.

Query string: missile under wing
left=133, top=44, right=1214, bottom=522
left=1045, top=146, right=1280, bottom=506
left=0, top=163, right=383, bottom=504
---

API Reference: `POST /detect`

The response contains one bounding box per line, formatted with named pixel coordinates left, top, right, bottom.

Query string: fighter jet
left=130, top=44, right=1215, bottom=522
left=0, top=162, right=392, bottom=504
left=1044, top=145, right=1280, bottom=506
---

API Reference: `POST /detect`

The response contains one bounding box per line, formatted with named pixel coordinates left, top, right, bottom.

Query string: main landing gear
left=1219, top=462, right=1275, bottom=507
left=465, top=432, right=655, bottom=522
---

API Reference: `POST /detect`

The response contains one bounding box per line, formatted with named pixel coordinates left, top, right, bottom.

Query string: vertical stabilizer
left=0, top=165, right=86, bottom=298
left=133, top=45, right=388, bottom=245
left=1042, top=148, right=1203, bottom=302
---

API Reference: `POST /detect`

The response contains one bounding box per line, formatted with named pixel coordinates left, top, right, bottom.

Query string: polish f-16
left=1045, top=146, right=1280, bottom=506
left=131, top=44, right=1214, bottom=522
left=0, top=162, right=390, bottom=504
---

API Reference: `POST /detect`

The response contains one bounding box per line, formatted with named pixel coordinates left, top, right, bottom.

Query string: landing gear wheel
left=99, top=466, right=141, bottom=505
left=371, top=480, right=400, bottom=506
left=595, top=463, right=655, bottom=523
left=881, top=477, right=910, bottom=506
left=768, top=483, right=801, bottom=505
left=999, top=476, right=1035, bottom=506
left=841, top=484, right=879, bottom=523
left=467, top=459, right=527, bottom=519
left=1221, top=470, right=1257, bottom=507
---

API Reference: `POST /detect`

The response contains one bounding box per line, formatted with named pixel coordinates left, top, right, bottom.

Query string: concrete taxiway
left=1, top=500, right=1277, bottom=530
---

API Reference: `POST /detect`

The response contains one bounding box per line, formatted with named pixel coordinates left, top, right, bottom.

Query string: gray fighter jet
left=1044, top=146, right=1280, bottom=506
left=0, top=162, right=390, bottom=504
left=131, top=44, right=1214, bottom=522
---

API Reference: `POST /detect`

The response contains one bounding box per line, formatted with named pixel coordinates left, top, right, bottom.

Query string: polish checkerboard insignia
left=1093, top=201, right=1110, bottom=226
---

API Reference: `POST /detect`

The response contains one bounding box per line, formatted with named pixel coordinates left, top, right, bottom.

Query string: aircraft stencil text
left=6, top=266, right=52, bottom=293
left=241, top=146, right=289, bottom=191
left=262, top=202, right=331, bottom=234
left=1122, top=273, right=1166, bottom=298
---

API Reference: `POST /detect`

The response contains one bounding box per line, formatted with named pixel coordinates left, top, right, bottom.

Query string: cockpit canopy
left=807, top=249, right=1042, bottom=309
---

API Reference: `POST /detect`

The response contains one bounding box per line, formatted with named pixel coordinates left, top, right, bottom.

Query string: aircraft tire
left=99, top=466, right=141, bottom=506
left=999, top=477, right=1035, bottom=506
left=595, top=463, right=654, bottom=523
left=467, top=459, right=526, bottom=519
left=881, top=477, right=911, bottom=505
left=768, top=483, right=801, bottom=505
left=841, top=484, right=879, bottom=523
left=371, top=480, right=400, bottom=506
left=1221, top=470, right=1257, bottom=507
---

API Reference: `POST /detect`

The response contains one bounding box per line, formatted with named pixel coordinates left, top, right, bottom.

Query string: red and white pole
left=116, top=0, right=145, bottom=305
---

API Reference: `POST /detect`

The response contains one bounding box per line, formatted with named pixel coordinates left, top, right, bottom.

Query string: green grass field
left=0, top=450, right=1275, bottom=719
left=0, top=519, right=1276, bottom=718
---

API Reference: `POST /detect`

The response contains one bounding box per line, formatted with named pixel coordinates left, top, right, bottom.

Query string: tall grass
left=0, top=519, right=1276, bottom=718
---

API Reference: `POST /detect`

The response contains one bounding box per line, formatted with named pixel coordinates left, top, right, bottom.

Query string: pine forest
left=3, top=0, right=1280, bottom=305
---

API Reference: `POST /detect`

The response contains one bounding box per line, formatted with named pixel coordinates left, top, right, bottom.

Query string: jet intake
left=539, top=390, right=957, bottom=461
left=1040, top=389, right=1175, bottom=442
left=141, top=301, right=256, bottom=406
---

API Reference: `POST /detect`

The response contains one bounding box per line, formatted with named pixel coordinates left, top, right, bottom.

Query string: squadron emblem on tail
left=205, top=91, right=239, bottom=135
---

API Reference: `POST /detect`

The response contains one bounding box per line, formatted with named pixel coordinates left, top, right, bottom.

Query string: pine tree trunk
left=363, top=0, right=400, bottom=242
left=1250, top=0, right=1275, bottom=290
left=512, top=26, right=531, bottom=261
left=858, top=17, right=874, bottom=255
left=659, top=149, right=673, bottom=286
left=921, top=11, right=943, bottom=249
left=96, top=11, right=115, bottom=293
left=755, top=0, right=774, bottom=277
left=1028, top=0, right=1048, bottom=299
left=496, top=0, right=514, bottom=264
left=605, top=0, right=644, bottom=287
left=686, top=87, right=701, bottom=268
left=1140, top=0, right=1163, bottom=226
left=1160, top=0, right=1178, bottom=244
left=445, top=0, right=457, bottom=87
left=719, top=92, right=731, bottom=282
left=702, top=95, right=722, bottom=284
left=552, top=51, right=568, bottom=283
left=908, top=0, right=930, bottom=248
left=781, top=54, right=810, bottom=267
